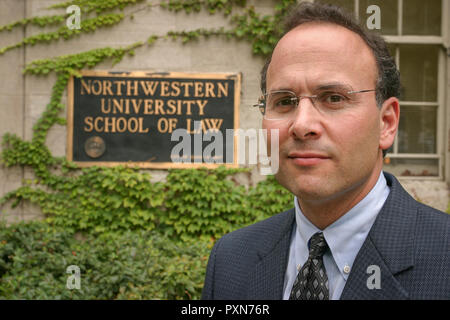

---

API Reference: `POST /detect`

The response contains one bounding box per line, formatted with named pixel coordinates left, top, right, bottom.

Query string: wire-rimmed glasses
left=253, top=87, right=376, bottom=120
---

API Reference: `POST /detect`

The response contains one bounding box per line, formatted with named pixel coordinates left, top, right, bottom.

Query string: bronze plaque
left=67, top=71, right=241, bottom=168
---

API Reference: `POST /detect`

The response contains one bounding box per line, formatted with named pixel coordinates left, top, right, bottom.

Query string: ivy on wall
left=0, top=13, right=126, bottom=55
left=0, top=0, right=297, bottom=238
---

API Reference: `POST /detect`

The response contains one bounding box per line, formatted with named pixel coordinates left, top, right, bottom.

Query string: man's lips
left=287, top=152, right=330, bottom=166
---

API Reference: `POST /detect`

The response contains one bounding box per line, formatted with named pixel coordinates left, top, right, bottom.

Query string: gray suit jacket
left=202, top=172, right=450, bottom=300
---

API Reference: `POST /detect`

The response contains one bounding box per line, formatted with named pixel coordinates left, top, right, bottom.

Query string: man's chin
left=275, top=170, right=332, bottom=200
left=275, top=170, right=323, bottom=197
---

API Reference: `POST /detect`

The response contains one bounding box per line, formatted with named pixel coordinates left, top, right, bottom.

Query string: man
left=202, top=2, right=449, bottom=300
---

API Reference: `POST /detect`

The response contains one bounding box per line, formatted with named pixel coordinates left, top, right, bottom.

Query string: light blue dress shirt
left=282, top=172, right=390, bottom=300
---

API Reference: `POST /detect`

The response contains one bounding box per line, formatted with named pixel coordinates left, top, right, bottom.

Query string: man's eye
left=321, top=93, right=347, bottom=104
left=274, top=97, right=296, bottom=107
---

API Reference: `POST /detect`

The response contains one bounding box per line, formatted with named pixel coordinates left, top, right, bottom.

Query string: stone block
left=0, top=95, right=24, bottom=137
left=399, top=179, right=449, bottom=212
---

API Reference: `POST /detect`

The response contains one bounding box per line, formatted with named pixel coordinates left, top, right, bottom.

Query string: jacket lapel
left=248, top=209, right=295, bottom=299
left=341, top=172, right=416, bottom=300
left=340, top=235, right=409, bottom=299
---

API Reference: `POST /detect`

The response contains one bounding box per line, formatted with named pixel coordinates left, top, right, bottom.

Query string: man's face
left=264, top=22, right=387, bottom=203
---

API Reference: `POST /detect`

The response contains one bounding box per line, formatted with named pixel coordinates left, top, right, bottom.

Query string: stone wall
left=0, top=0, right=448, bottom=223
left=0, top=0, right=26, bottom=223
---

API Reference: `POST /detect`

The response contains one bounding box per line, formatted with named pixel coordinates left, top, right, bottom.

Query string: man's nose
left=288, top=97, right=323, bottom=140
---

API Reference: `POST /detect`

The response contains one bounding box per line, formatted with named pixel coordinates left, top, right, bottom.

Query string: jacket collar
left=368, top=172, right=416, bottom=274
left=248, top=209, right=295, bottom=299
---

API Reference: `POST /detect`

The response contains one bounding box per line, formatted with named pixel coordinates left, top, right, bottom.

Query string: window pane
left=402, top=0, right=441, bottom=35
left=359, top=0, right=398, bottom=35
left=317, top=0, right=354, bottom=14
left=383, top=158, right=439, bottom=177
left=398, top=106, right=437, bottom=154
left=400, top=45, right=438, bottom=102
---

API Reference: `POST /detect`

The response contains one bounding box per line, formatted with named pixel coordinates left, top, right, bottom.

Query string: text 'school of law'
left=79, top=79, right=229, bottom=134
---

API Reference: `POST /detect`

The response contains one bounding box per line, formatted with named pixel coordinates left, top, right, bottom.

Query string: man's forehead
left=278, top=22, right=369, bottom=53
left=268, top=22, right=377, bottom=87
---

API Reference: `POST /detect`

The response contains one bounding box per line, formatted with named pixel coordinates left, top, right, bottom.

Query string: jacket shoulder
left=201, top=208, right=294, bottom=300
left=219, top=209, right=295, bottom=247
left=383, top=171, right=449, bottom=252
left=414, top=201, right=449, bottom=250
left=383, top=172, right=450, bottom=298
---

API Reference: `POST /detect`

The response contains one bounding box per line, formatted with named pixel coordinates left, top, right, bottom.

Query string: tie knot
left=308, top=232, right=328, bottom=258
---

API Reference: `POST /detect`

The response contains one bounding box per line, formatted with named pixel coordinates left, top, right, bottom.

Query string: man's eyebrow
left=315, top=83, right=354, bottom=91
left=267, top=83, right=355, bottom=93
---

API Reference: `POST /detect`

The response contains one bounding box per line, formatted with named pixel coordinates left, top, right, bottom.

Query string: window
left=318, top=0, right=446, bottom=178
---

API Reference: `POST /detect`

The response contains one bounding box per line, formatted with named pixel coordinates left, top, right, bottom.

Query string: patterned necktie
left=289, top=232, right=329, bottom=300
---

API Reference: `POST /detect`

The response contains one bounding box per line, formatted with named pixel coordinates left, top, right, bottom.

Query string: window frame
left=354, top=0, right=447, bottom=179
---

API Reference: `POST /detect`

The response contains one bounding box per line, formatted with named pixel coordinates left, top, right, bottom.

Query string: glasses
left=253, top=88, right=376, bottom=120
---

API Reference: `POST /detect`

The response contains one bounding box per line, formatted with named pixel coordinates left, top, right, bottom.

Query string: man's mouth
left=287, top=152, right=330, bottom=166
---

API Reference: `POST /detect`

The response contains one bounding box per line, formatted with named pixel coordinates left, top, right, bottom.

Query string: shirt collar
left=294, top=171, right=390, bottom=279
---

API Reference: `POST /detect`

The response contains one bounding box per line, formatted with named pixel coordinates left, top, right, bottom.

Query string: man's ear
left=379, top=97, right=400, bottom=151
